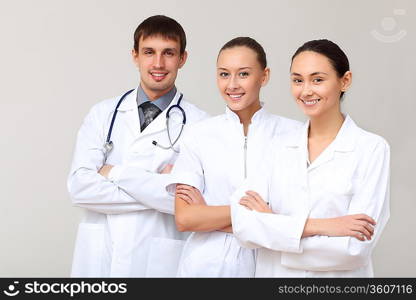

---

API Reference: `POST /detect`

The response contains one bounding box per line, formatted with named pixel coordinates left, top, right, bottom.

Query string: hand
left=308, top=214, right=376, bottom=241
left=175, top=184, right=206, bottom=205
left=98, top=164, right=113, bottom=178
left=160, top=164, right=174, bottom=174
left=239, top=190, right=272, bottom=213
left=218, top=225, right=233, bottom=233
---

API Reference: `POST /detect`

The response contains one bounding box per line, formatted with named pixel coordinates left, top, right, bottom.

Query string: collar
left=137, top=85, right=176, bottom=111
left=225, top=102, right=267, bottom=124
left=285, top=114, right=358, bottom=152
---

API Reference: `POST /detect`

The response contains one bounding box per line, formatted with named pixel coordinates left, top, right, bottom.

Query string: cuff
left=107, top=165, right=125, bottom=182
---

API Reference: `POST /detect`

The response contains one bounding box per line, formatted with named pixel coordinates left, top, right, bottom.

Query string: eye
left=144, top=49, right=153, bottom=55
left=239, top=71, right=249, bottom=78
left=313, top=78, right=324, bottom=83
left=165, top=50, right=175, bottom=57
left=292, top=78, right=302, bottom=84
left=219, top=72, right=229, bottom=78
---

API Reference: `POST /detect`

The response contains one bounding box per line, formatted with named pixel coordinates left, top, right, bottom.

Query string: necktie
left=139, top=101, right=162, bottom=131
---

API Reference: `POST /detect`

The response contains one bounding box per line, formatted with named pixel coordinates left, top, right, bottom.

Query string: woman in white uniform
left=166, top=37, right=301, bottom=277
left=231, top=39, right=390, bottom=277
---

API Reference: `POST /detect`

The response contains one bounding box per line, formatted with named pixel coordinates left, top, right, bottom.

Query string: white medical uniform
left=166, top=105, right=301, bottom=277
left=67, top=88, right=208, bottom=277
left=231, top=115, right=390, bottom=277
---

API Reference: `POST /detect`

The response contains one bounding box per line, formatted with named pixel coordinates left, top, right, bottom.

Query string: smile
left=150, top=72, right=168, bottom=81
left=301, top=99, right=320, bottom=106
left=227, top=93, right=245, bottom=99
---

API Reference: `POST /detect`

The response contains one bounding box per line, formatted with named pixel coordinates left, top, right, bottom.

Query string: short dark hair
left=133, top=15, right=186, bottom=54
left=219, top=37, right=267, bottom=69
left=291, top=39, right=350, bottom=98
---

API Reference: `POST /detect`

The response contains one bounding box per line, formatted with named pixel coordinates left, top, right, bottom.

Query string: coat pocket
left=145, top=237, right=185, bottom=277
left=71, top=223, right=106, bottom=277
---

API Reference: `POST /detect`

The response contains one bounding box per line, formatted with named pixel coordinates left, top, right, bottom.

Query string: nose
left=301, top=82, right=313, bottom=98
left=153, top=53, right=165, bottom=69
left=227, top=75, right=240, bottom=90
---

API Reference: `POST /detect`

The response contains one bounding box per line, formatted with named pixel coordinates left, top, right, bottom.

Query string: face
left=217, top=46, right=269, bottom=113
left=290, top=51, right=351, bottom=118
left=132, top=35, right=187, bottom=99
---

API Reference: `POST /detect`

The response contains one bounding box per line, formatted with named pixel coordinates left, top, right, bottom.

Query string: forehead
left=139, top=35, right=180, bottom=50
left=291, top=51, right=334, bottom=74
left=217, top=46, right=259, bottom=68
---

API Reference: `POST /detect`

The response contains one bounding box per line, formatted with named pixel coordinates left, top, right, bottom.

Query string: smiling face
left=132, top=35, right=187, bottom=99
left=217, top=46, right=269, bottom=114
left=290, top=51, right=351, bottom=118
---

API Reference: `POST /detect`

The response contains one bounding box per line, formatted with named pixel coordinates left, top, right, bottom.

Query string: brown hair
left=133, top=15, right=186, bottom=54
left=218, top=37, right=267, bottom=69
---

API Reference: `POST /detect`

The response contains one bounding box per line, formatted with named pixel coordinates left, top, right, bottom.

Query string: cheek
left=291, top=85, right=302, bottom=98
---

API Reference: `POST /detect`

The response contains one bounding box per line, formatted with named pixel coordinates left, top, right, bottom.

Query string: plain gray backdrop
left=0, top=0, right=414, bottom=276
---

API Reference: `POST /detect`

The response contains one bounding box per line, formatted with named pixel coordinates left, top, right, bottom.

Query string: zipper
left=244, top=136, right=248, bottom=179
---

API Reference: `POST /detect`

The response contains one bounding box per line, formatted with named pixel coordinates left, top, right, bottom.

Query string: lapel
left=116, top=88, right=141, bottom=140
left=306, top=115, right=357, bottom=172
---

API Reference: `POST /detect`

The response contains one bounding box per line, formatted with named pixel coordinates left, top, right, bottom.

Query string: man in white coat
left=67, top=15, right=208, bottom=277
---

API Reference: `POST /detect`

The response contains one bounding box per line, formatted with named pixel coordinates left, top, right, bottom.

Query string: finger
left=355, top=214, right=376, bottom=226
left=176, top=184, right=194, bottom=191
left=241, top=196, right=263, bottom=212
left=353, top=224, right=372, bottom=240
left=239, top=199, right=253, bottom=211
left=351, top=230, right=366, bottom=241
left=357, top=220, right=374, bottom=235
left=245, top=191, right=266, bottom=204
left=177, top=194, right=193, bottom=205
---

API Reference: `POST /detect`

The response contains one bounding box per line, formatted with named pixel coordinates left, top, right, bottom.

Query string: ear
left=340, top=71, right=352, bottom=92
left=261, top=67, right=270, bottom=87
left=131, top=49, right=139, bottom=66
left=178, top=50, right=188, bottom=69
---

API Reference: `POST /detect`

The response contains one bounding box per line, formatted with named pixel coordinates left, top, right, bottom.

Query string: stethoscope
left=103, top=89, right=186, bottom=158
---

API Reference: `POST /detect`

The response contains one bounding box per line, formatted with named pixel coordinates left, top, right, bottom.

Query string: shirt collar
left=286, top=114, right=357, bottom=152
left=137, top=84, right=177, bottom=111
left=225, top=101, right=267, bottom=124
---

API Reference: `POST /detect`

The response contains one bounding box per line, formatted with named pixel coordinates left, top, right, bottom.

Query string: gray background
left=0, top=0, right=414, bottom=276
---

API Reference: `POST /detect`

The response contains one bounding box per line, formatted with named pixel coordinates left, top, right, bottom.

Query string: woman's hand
left=305, top=214, right=376, bottom=241
left=239, top=190, right=272, bottom=213
left=218, top=225, right=233, bottom=233
left=175, top=184, right=206, bottom=205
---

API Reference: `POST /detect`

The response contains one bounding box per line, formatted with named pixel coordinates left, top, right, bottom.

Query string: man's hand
left=175, top=184, right=206, bottom=205
left=98, top=164, right=114, bottom=178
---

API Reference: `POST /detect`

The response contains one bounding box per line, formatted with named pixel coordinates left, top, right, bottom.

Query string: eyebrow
left=291, top=72, right=329, bottom=76
left=141, top=47, right=178, bottom=52
left=217, top=67, right=252, bottom=70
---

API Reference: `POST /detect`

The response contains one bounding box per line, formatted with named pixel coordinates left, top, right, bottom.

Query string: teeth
left=152, top=73, right=166, bottom=77
left=302, top=99, right=320, bottom=105
left=229, top=94, right=243, bottom=99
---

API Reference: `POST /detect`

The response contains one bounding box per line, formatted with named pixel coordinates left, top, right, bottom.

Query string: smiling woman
left=165, top=37, right=302, bottom=277
left=231, top=39, right=390, bottom=277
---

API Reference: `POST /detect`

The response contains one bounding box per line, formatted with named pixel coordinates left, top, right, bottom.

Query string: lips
left=227, top=93, right=245, bottom=101
left=150, top=71, right=168, bottom=82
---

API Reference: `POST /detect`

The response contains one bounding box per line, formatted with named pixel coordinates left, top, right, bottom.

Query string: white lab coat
left=67, top=88, right=208, bottom=277
left=231, top=115, right=390, bottom=277
left=166, top=105, right=301, bottom=277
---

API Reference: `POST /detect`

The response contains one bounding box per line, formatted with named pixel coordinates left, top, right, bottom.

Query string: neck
left=309, top=109, right=345, bottom=139
left=140, top=83, right=174, bottom=101
left=234, top=100, right=261, bottom=136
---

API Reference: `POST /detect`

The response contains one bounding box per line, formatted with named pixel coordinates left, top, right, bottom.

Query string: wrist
left=303, top=218, right=324, bottom=237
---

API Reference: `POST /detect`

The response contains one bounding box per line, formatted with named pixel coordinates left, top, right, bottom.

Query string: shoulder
left=354, top=125, right=390, bottom=154
left=262, top=111, right=303, bottom=134
left=180, top=99, right=210, bottom=123
left=185, top=114, right=226, bottom=134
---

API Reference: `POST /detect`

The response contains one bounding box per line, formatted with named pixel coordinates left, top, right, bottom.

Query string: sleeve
left=231, top=153, right=309, bottom=252
left=281, top=140, right=390, bottom=271
left=165, top=127, right=205, bottom=196
left=67, top=106, right=149, bottom=214
left=107, top=164, right=176, bottom=215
